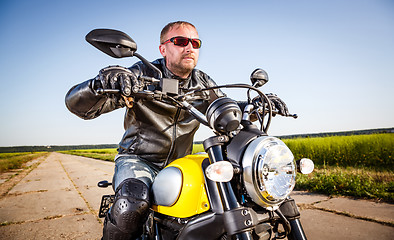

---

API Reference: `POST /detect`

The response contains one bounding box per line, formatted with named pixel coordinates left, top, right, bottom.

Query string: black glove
left=266, top=93, right=289, bottom=116
left=252, top=94, right=289, bottom=116
left=93, top=65, right=142, bottom=96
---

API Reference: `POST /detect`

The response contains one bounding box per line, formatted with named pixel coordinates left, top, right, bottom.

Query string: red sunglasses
left=162, top=36, right=202, bottom=49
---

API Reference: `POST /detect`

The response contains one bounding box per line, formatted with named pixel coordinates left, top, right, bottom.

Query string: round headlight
left=242, top=136, right=296, bottom=209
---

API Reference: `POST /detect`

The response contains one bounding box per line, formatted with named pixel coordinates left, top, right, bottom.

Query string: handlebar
left=95, top=75, right=297, bottom=133
left=96, top=86, right=297, bottom=119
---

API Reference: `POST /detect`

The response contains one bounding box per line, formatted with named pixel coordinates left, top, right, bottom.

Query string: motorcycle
left=87, top=29, right=315, bottom=240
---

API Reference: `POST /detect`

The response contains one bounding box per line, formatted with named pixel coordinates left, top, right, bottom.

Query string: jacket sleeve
left=65, top=79, right=124, bottom=120
left=195, top=70, right=226, bottom=103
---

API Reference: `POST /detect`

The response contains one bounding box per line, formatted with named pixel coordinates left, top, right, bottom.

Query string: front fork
left=204, top=135, right=253, bottom=240
left=288, top=219, right=307, bottom=240
left=279, top=198, right=307, bottom=240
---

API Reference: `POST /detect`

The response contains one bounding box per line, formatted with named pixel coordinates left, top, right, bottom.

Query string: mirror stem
left=134, top=53, right=163, bottom=79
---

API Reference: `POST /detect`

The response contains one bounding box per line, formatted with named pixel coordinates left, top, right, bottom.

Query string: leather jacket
left=65, top=58, right=224, bottom=168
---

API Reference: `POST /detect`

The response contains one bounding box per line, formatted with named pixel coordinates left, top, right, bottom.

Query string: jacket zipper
left=163, top=107, right=181, bottom=167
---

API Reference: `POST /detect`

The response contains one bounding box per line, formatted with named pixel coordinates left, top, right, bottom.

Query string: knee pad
left=103, top=214, right=133, bottom=240
left=110, top=178, right=150, bottom=233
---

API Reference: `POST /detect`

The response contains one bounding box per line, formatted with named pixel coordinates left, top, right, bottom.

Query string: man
left=65, top=21, right=224, bottom=239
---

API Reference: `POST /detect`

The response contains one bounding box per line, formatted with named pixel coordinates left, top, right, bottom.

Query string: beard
left=166, top=55, right=197, bottom=78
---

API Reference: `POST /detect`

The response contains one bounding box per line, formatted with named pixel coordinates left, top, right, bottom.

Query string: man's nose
left=184, top=41, right=193, bottom=52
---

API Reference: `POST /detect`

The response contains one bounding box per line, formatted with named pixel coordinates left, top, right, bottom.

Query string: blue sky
left=0, top=0, right=393, bottom=146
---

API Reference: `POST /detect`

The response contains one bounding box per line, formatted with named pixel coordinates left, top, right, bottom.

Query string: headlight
left=242, top=136, right=296, bottom=210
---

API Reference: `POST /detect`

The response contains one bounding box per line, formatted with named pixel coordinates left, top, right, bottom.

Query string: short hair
left=160, top=21, right=198, bottom=44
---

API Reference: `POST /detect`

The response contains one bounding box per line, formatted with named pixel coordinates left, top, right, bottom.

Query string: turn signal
left=205, top=161, right=234, bottom=182
left=297, top=158, right=314, bottom=174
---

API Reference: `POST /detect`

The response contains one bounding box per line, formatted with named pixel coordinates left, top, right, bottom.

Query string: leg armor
left=103, top=178, right=150, bottom=240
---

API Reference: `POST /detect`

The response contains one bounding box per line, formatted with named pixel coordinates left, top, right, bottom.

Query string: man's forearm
left=65, top=79, right=109, bottom=120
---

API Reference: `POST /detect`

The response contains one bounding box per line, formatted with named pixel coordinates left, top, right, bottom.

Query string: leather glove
left=252, top=93, right=289, bottom=116
left=93, top=65, right=142, bottom=96
left=266, top=93, right=289, bottom=116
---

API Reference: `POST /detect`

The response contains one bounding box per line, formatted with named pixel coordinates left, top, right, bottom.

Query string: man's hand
left=93, top=66, right=142, bottom=96
left=253, top=93, right=290, bottom=116
left=266, top=93, right=289, bottom=116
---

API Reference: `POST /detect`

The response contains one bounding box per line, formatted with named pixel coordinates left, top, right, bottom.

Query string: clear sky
left=0, top=0, right=393, bottom=147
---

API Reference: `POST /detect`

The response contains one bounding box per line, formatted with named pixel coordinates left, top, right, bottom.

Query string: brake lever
left=270, top=108, right=298, bottom=118
left=139, top=75, right=160, bottom=84
left=96, top=88, right=120, bottom=94
left=95, top=88, right=137, bottom=108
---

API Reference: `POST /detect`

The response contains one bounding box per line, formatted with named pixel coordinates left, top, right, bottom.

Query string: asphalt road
left=0, top=152, right=393, bottom=239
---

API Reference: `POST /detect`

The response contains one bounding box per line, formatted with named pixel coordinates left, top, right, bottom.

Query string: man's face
left=159, top=25, right=200, bottom=78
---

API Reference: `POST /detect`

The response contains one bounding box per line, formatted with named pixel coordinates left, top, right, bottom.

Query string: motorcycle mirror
left=250, top=68, right=269, bottom=88
left=86, top=29, right=137, bottom=58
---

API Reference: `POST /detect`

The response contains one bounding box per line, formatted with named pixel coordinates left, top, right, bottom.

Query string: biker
left=65, top=21, right=224, bottom=239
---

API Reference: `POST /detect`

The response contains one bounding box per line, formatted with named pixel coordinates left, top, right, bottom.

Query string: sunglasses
left=162, top=36, right=202, bottom=49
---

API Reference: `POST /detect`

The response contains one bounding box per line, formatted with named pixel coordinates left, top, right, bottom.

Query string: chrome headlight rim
left=242, top=136, right=296, bottom=209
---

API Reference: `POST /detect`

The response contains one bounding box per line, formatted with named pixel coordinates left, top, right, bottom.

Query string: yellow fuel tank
left=152, top=154, right=210, bottom=218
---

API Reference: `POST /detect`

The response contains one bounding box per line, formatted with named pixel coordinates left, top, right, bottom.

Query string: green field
left=282, top=133, right=393, bottom=201
left=296, top=166, right=393, bottom=201
left=0, top=152, right=49, bottom=172
left=55, top=133, right=394, bottom=202
left=58, top=145, right=206, bottom=161
left=283, top=133, right=393, bottom=170
left=58, top=148, right=118, bottom=162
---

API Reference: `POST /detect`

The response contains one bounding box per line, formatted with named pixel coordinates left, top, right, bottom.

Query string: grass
left=282, top=133, right=393, bottom=170
left=192, top=144, right=205, bottom=154
left=58, top=149, right=118, bottom=162
left=59, top=146, right=205, bottom=162
left=283, top=133, right=393, bottom=202
left=0, top=152, right=49, bottom=172
left=295, top=167, right=393, bottom=202
left=58, top=133, right=393, bottom=201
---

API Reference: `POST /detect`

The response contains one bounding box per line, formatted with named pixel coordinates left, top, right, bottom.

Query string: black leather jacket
left=65, top=58, right=224, bottom=168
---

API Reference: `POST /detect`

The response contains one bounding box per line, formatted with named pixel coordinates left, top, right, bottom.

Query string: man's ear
left=159, top=44, right=166, bottom=57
